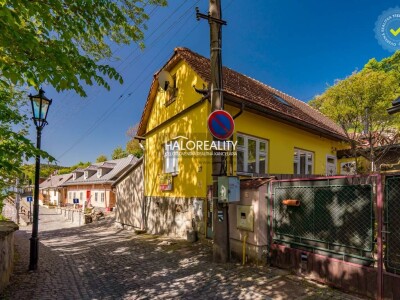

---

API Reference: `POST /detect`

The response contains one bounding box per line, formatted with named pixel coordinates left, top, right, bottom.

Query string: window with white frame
left=236, top=134, right=268, bottom=174
left=69, top=192, right=72, bottom=199
left=54, top=190, right=56, bottom=196
left=294, top=149, right=314, bottom=175
left=95, top=192, right=98, bottom=202
left=100, top=193, right=105, bottom=203
left=73, top=192, right=76, bottom=199
left=164, top=142, right=178, bottom=174
left=80, top=192, right=83, bottom=202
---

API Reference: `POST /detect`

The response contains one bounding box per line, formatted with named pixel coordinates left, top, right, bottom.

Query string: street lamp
left=28, top=88, right=52, bottom=271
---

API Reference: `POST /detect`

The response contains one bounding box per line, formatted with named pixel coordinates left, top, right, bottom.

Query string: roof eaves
left=138, top=47, right=346, bottom=140
left=137, top=50, right=184, bottom=136
left=112, top=157, right=143, bottom=187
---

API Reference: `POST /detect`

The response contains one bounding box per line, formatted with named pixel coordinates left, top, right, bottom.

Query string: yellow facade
left=225, top=105, right=342, bottom=175
left=144, top=60, right=343, bottom=198
left=145, top=60, right=212, bottom=198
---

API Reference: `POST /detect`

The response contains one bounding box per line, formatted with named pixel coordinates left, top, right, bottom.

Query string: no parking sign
left=207, top=110, right=234, bottom=140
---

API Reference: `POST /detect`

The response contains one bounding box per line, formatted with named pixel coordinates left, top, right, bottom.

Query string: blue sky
left=32, top=0, right=400, bottom=167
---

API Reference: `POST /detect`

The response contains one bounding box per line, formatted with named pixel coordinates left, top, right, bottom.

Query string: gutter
left=233, top=102, right=245, bottom=119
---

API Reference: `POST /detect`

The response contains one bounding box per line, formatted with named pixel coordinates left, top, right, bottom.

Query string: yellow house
left=136, top=47, right=347, bottom=238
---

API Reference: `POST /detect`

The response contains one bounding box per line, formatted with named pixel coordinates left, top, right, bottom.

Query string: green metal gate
left=273, top=184, right=374, bottom=263
left=385, top=176, right=400, bottom=274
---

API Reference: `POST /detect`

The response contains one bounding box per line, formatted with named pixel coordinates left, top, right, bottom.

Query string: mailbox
left=236, top=205, right=254, bottom=231
left=218, top=176, right=240, bottom=203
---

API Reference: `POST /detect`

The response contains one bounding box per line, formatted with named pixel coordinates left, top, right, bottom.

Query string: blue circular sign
left=208, top=110, right=235, bottom=140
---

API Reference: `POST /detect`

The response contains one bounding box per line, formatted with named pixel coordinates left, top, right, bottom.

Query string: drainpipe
left=232, top=103, right=245, bottom=120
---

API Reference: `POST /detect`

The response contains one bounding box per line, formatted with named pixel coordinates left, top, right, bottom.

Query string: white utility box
left=218, top=176, right=240, bottom=203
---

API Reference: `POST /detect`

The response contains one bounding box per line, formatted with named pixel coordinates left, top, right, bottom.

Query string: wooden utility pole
left=197, top=0, right=229, bottom=263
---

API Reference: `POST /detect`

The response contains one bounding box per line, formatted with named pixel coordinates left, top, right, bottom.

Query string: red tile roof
left=137, top=47, right=347, bottom=140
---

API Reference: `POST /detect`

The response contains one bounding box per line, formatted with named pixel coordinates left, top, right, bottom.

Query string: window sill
left=236, top=172, right=268, bottom=177
left=165, top=96, right=176, bottom=107
left=164, top=172, right=178, bottom=177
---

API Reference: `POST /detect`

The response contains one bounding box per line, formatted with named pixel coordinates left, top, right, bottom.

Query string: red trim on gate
left=271, top=244, right=374, bottom=271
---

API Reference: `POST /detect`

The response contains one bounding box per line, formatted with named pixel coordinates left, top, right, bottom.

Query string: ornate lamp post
left=28, top=88, right=52, bottom=271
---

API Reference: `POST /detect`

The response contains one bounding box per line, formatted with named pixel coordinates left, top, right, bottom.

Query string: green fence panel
left=274, top=185, right=374, bottom=256
left=385, top=176, right=400, bottom=274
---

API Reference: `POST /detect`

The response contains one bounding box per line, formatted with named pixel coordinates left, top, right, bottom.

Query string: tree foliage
left=0, top=0, right=167, bottom=96
left=96, top=155, right=108, bottom=163
left=58, top=161, right=91, bottom=175
left=21, top=163, right=66, bottom=185
left=126, top=124, right=143, bottom=158
left=0, top=0, right=165, bottom=211
left=112, top=146, right=128, bottom=160
left=310, top=51, right=400, bottom=172
left=0, top=83, right=54, bottom=203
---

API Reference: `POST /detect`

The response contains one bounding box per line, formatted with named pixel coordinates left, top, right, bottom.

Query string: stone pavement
left=1, top=207, right=369, bottom=300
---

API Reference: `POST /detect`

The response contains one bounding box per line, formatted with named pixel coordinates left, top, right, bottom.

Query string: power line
left=56, top=3, right=201, bottom=162
left=47, top=2, right=194, bottom=135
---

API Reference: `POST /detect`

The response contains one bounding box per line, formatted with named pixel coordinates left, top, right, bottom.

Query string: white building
left=39, top=173, right=73, bottom=206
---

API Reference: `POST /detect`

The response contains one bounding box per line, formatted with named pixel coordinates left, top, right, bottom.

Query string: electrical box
left=236, top=205, right=254, bottom=231
left=218, top=176, right=240, bottom=203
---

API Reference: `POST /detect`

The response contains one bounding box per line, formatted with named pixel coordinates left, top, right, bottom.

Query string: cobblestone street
left=1, top=207, right=368, bottom=299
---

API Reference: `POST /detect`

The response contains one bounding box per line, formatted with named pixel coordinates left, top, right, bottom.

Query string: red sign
left=160, top=174, right=173, bottom=191
left=207, top=110, right=234, bottom=140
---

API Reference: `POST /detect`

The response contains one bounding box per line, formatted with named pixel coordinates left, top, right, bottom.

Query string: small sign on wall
left=218, top=176, right=240, bottom=203
left=160, top=173, right=173, bottom=191
left=218, top=210, right=224, bottom=222
left=73, top=198, right=79, bottom=204
left=237, top=205, right=254, bottom=231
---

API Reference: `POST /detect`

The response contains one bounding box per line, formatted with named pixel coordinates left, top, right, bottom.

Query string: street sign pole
left=15, top=178, right=20, bottom=225
left=198, top=0, right=229, bottom=263
left=27, top=196, right=33, bottom=223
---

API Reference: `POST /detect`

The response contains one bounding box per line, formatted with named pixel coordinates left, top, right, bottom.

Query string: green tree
left=21, top=163, right=65, bottom=185
left=0, top=0, right=167, bottom=96
left=58, top=161, right=91, bottom=175
left=0, top=0, right=166, bottom=213
left=310, top=53, right=400, bottom=172
left=126, top=124, right=143, bottom=158
left=112, top=146, right=128, bottom=160
left=0, top=84, right=53, bottom=212
left=96, top=155, right=108, bottom=163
